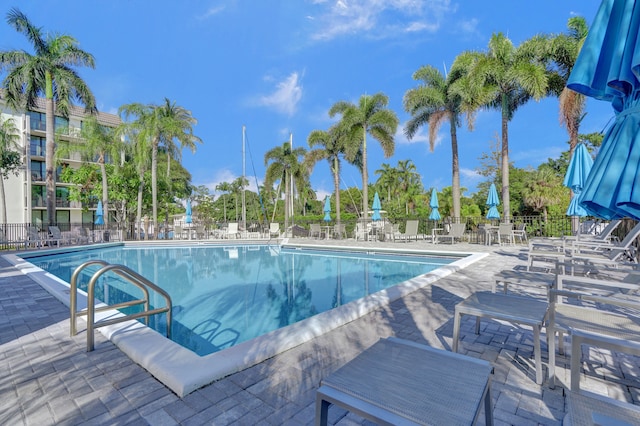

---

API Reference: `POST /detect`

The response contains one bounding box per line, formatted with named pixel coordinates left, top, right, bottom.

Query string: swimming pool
left=7, top=242, right=487, bottom=396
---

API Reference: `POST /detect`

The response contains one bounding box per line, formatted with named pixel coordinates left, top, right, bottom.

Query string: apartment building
left=0, top=97, right=120, bottom=226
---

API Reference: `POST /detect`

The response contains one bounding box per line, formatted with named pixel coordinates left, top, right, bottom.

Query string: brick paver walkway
left=1, top=240, right=639, bottom=425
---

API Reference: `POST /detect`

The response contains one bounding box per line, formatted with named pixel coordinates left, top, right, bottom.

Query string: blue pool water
left=26, top=245, right=457, bottom=356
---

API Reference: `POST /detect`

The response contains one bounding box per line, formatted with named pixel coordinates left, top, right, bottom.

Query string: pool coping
left=4, top=242, right=487, bottom=397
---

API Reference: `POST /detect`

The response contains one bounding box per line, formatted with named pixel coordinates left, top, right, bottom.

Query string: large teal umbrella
left=428, top=189, right=441, bottom=221
left=486, top=184, right=500, bottom=220
left=563, top=143, right=594, bottom=217
left=185, top=199, right=192, bottom=224
left=94, top=200, right=104, bottom=225
left=372, top=192, right=382, bottom=221
left=566, top=0, right=640, bottom=220
left=323, top=196, right=331, bottom=222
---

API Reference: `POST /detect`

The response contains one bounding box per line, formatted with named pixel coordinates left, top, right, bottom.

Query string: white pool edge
left=4, top=244, right=487, bottom=397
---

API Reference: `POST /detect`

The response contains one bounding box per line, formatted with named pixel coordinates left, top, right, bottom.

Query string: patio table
left=316, top=337, right=493, bottom=425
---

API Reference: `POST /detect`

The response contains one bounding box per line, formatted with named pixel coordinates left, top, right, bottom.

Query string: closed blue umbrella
left=564, top=143, right=594, bottom=217
left=486, top=183, right=500, bottom=220
left=94, top=200, right=104, bottom=225
left=185, top=199, right=192, bottom=224
left=566, top=0, right=640, bottom=220
left=428, top=189, right=441, bottom=221
left=372, top=192, right=382, bottom=221
left=323, top=196, right=331, bottom=222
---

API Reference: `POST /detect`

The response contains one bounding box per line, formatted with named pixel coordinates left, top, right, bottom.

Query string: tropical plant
left=264, top=141, right=307, bottom=233
left=329, top=93, right=398, bottom=220
left=0, top=117, right=22, bottom=224
left=306, top=125, right=347, bottom=228
left=455, top=33, right=549, bottom=220
left=0, top=8, right=96, bottom=225
left=374, top=163, right=398, bottom=205
left=57, top=116, right=121, bottom=222
left=403, top=64, right=471, bottom=221
left=215, top=181, right=232, bottom=222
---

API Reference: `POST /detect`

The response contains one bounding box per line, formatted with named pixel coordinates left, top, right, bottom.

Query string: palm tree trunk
left=501, top=103, right=511, bottom=221
left=100, top=160, right=108, bottom=224
left=0, top=178, right=6, bottom=225
left=333, top=157, right=341, bottom=235
left=361, top=125, right=368, bottom=237
left=136, top=169, right=145, bottom=240
left=284, top=172, right=290, bottom=235
left=151, top=139, right=159, bottom=237
left=45, top=97, right=56, bottom=225
left=450, top=119, right=461, bottom=222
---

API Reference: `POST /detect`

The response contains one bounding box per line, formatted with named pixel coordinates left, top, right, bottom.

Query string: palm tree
left=456, top=33, right=548, bottom=220
left=551, top=17, right=589, bottom=154
left=264, top=142, right=306, bottom=234
left=58, top=116, right=121, bottom=222
left=329, top=93, right=399, bottom=220
left=306, top=125, right=347, bottom=230
left=215, top=181, right=232, bottom=222
left=396, top=160, right=422, bottom=214
left=119, top=99, right=201, bottom=235
left=0, top=117, right=22, bottom=224
left=374, top=163, right=398, bottom=206
left=404, top=65, right=469, bottom=221
left=0, top=8, right=97, bottom=225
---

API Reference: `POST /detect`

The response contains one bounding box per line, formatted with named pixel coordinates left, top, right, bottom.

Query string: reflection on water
left=27, top=245, right=455, bottom=356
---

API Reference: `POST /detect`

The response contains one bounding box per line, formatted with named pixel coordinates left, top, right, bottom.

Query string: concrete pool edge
left=4, top=244, right=488, bottom=397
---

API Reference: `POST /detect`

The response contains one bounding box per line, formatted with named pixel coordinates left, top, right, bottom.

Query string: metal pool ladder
left=69, top=260, right=172, bottom=351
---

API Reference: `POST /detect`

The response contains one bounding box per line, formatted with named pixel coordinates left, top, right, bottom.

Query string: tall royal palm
left=120, top=99, right=201, bottom=234
left=404, top=65, right=467, bottom=221
left=329, top=93, right=398, bottom=220
left=0, top=8, right=96, bottom=225
left=306, top=125, right=347, bottom=231
left=456, top=33, right=548, bottom=220
left=264, top=142, right=306, bottom=235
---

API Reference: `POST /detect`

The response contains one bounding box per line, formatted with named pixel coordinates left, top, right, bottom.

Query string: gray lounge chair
left=565, top=390, right=640, bottom=425
left=397, top=219, right=419, bottom=242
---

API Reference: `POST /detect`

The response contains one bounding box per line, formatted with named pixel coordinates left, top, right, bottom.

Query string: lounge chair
left=569, top=221, right=640, bottom=265
left=49, top=226, right=74, bottom=245
left=434, top=223, right=465, bottom=244
left=565, top=390, right=640, bottom=426
left=354, top=221, right=369, bottom=240
left=0, top=228, right=27, bottom=249
left=27, top=226, right=59, bottom=248
left=397, top=219, right=419, bottom=242
left=548, top=287, right=640, bottom=388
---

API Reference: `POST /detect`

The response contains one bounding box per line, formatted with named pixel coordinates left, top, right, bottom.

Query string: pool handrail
left=69, top=260, right=172, bottom=351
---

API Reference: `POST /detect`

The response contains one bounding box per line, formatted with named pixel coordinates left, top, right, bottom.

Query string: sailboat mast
left=242, top=125, right=247, bottom=232
left=289, top=132, right=294, bottom=230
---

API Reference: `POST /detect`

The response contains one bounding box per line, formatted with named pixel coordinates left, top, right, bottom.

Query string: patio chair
left=309, top=223, right=322, bottom=239
left=512, top=223, right=528, bottom=243
left=434, top=223, right=466, bottom=244
left=397, top=219, right=419, bottom=242
left=27, top=226, right=59, bottom=248
left=548, top=287, right=640, bottom=388
left=225, top=223, right=240, bottom=239
left=74, top=227, right=90, bottom=244
left=269, top=222, right=281, bottom=238
left=354, top=221, right=369, bottom=240
left=497, top=223, right=515, bottom=245
left=333, top=223, right=347, bottom=239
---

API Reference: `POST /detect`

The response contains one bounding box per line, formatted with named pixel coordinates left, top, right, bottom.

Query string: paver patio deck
left=1, top=239, right=639, bottom=425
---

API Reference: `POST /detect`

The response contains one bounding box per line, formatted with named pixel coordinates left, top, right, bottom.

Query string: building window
left=31, top=185, right=45, bottom=207
left=30, top=161, right=45, bottom=181
left=55, top=187, right=70, bottom=207
left=28, top=111, right=46, bottom=131
left=30, top=136, right=46, bottom=157
left=55, top=116, right=69, bottom=134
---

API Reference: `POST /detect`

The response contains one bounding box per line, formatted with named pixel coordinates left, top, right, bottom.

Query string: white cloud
left=197, top=5, right=225, bottom=20
left=395, top=123, right=441, bottom=150
left=309, top=0, right=453, bottom=41
left=255, top=72, right=303, bottom=116
left=205, top=168, right=261, bottom=195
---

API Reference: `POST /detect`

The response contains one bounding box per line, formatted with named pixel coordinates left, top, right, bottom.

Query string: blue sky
left=5, top=1, right=612, bottom=200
